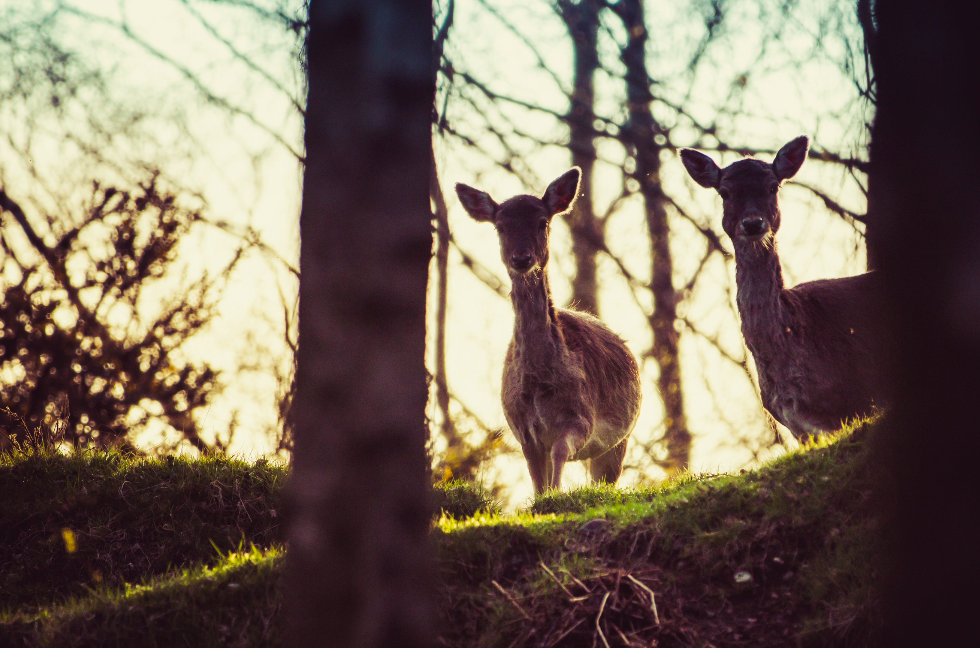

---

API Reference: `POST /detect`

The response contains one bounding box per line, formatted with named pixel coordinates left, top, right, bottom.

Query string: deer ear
left=679, top=149, right=721, bottom=189
left=455, top=183, right=498, bottom=222
left=542, top=167, right=581, bottom=216
left=773, top=136, right=810, bottom=181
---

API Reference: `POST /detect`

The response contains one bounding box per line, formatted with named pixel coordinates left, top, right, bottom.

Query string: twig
left=792, top=180, right=867, bottom=225
left=551, top=617, right=586, bottom=645
left=560, top=567, right=591, bottom=593
left=492, top=580, right=531, bottom=620
left=626, top=574, right=660, bottom=625
left=539, top=560, right=574, bottom=599
left=595, top=591, right=611, bottom=648
left=614, top=625, right=630, bottom=645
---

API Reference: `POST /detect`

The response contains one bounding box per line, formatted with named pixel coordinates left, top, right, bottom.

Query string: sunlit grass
left=2, top=419, right=881, bottom=646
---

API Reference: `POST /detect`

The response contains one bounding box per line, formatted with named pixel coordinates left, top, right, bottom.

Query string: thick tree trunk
left=614, top=0, right=691, bottom=473
left=556, top=0, right=603, bottom=315
left=285, top=2, right=434, bottom=647
left=868, top=4, right=980, bottom=647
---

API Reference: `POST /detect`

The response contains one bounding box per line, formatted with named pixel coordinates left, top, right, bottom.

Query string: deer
left=680, top=136, right=884, bottom=440
left=455, top=168, right=642, bottom=494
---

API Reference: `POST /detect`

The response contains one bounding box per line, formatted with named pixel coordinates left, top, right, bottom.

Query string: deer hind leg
left=588, top=437, right=628, bottom=485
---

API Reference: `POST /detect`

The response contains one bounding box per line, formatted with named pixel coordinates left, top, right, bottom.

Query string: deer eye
left=718, top=188, right=731, bottom=201
left=538, top=219, right=548, bottom=232
left=770, top=184, right=779, bottom=195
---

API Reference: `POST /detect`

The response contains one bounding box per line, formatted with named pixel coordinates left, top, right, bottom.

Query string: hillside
left=1, top=423, right=879, bottom=647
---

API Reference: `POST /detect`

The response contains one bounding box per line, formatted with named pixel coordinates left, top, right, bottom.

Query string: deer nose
left=510, top=253, right=533, bottom=272
left=740, top=217, right=768, bottom=237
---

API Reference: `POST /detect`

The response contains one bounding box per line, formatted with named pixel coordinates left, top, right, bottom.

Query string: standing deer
left=455, top=169, right=642, bottom=493
left=680, top=136, right=884, bottom=439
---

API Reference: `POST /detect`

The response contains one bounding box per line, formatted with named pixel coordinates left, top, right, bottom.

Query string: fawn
left=456, top=169, right=642, bottom=492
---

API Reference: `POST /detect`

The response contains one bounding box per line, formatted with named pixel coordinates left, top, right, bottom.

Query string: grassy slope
left=1, top=423, right=878, bottom=647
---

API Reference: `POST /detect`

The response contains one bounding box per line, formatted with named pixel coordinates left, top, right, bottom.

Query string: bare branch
left=792, top=181, right=867, bottom=225
left=61, top=6, right=306, bottom=163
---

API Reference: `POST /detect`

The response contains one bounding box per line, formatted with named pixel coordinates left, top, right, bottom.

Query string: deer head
left=455, top=168, right=581, bottom=275
left=680, top=136, right=809, bottom=249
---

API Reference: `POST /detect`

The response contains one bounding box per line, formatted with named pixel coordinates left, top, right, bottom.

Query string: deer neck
left=510, top=269, right=565, bottom=371
left=734, top=240, right=788, bottom=352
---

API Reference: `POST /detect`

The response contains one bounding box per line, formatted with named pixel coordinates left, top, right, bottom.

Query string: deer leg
left=548, top=428, right=587, bottom=491
left=588, top=437, right=628, bottom=485
left=548, top=439, right=569, bottom=491
left=522, top=439, right=547, bottom=495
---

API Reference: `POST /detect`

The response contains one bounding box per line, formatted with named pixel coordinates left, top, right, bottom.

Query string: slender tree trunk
left=868, top=3, right=980, bottom=647
left=285, top=2, right=434, bottom=647
left=613, top=0, right=691, bottom=473
left=556, top=0, right=603, bottom=315
left=430, top=143, right=461, bottom=455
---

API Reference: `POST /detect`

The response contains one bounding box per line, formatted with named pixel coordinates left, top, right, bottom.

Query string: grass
left=1, top=422, right=880, bottom=647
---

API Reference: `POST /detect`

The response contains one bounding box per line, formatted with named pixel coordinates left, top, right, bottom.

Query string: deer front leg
left=547, top=426, right=588, bottom=491
left=521, top=438, right=547, bottom=495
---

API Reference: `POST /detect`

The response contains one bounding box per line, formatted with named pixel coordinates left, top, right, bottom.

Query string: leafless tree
left=434, top=0, right=872, bottom=480
left=284, top=1, right=434, bottom=646
left=0, top=181, right=234, bottom=452
left=0, top=7, right=266, bottom=452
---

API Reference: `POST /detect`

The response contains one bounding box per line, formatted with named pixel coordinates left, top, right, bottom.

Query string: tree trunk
left=613, top=0, right=691, bottom=473
left=556, top=0, right=603, bottom=315
left=868, top=3, right=980, bottom=647
left=430, top=143, right=462, bottom=458
left=285, top=2, right=434, bottom=647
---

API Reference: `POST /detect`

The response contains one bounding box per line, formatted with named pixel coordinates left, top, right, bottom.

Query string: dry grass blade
left=492, top=579, right=531, bottom=620
left=614, top=625, right=630, bottom=645
left=596, top=591, right=611, bottom=648
left=627, top=574, right=660, bottom=625
left=549, top=617, right=586, bottom=646
left=539, top=560, right=574, bottom=599
left=561, top=566, right=591, bottom=593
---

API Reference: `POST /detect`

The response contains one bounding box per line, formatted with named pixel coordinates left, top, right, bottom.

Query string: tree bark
left=556, top=0, right=603, bottom=315
left=613, top=0, right=691, bottom=473
left=868, top=2, right=980, bottom=646
left=285, top=2, right=434, bottom=647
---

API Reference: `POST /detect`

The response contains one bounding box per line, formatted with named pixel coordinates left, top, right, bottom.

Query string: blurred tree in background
left=430, top=0, right=875, bottom=490
left=0, top=1, right=305, bottom=453
left=0, top=0, right=881, bottom=501
left=0, top=182, right=230, bottom=452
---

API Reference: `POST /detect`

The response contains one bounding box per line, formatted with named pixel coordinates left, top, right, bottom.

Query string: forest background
left=0, top=0, right=875, bottom=506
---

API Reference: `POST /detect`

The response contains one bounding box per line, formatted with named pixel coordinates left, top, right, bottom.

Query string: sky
left=0, top=0, right=871, bottom=506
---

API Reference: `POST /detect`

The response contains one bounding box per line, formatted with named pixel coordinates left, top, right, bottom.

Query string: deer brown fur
left=456, top=168, right=642, bottom=493
left=680, top=136, right=884, bottom=439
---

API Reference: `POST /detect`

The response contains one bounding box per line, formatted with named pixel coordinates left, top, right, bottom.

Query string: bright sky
left=0, top=0, right=870, bottom=506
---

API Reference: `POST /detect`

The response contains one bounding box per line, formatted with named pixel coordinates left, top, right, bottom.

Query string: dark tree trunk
left=556, top=0, right=603, bottom=315
left=285, top=2, right=434, bottom=647
left=868, top=3, right=980, bottom=646
left=613, top=0, right=691, bottom=473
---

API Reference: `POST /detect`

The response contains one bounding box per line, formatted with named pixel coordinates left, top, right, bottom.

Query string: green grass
left=433, top=479, right=502, bottom=519
left=0, top=446, right=287, bottom=612
left=1, top=422, right=881, bottom=647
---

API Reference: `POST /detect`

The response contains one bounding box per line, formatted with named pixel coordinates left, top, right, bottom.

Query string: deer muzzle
left=510, top=253, right=535, bottom=273
left=739, top=216, right=769, bottom=239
